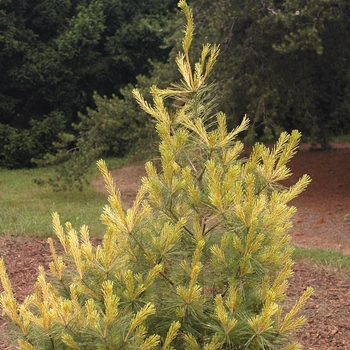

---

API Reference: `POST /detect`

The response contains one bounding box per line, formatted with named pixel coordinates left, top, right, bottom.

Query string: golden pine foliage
left=0, top=1, right=312, bottom=349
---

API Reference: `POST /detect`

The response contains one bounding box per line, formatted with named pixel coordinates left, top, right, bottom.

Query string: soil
left=1, top=143, right=350, bottom=349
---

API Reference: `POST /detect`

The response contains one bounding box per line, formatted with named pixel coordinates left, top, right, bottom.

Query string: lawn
left=0, top=164, right=113, bottom=237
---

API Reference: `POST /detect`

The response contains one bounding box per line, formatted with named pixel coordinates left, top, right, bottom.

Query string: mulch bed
left=0, top=236, right=350, bottom=349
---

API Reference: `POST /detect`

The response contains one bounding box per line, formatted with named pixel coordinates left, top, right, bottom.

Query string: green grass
left=293, top=247, right=350, bottom=272
left=0, top=160, right=128, bottom=237
left=330, top=134, right=350, bottom=143
left=299, top=133, right=350, bottom=144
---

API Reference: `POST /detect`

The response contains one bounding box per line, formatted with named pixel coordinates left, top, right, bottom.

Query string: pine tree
left=0, top=1, right=312, bottom=349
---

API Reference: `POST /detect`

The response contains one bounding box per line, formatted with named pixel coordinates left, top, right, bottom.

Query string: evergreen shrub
left=37, top=86, right=156, bottom=191
left=0, top=2, right=312, bottom=349
left=0, top=111, right=66, bottom=169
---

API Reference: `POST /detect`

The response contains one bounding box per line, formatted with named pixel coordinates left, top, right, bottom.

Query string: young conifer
left=0, top=1, right=312, bottom=349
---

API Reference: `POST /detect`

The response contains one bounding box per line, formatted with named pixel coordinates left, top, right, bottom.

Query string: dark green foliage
left=189, top=0, right=350, bottom=146
left=0, top=0, right=177, bottom=168
left=39, top=44, right=181, bottom=190
left=38, top=82, right=157, bottom=191
left=2, top=0, right=349, bottom=171
left=0, top=111, right=66, bottom=169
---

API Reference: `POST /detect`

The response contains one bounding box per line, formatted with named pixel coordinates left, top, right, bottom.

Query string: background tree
left=190, top=0, right=350, bottom=147
left=36, top=12, right=184, bottom=190
left=1, top=0, right=349, bottom=172
left=44, top=0, right=350, bottom=189
left=0, top=0, right=177, bottom=168
left=37, top=80, right=157, bottom=191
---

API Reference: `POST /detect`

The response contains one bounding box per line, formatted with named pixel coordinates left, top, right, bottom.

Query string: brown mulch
left=1, top=143, right=350, bottom=349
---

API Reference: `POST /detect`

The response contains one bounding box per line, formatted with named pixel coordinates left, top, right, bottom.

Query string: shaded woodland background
left=1, top=0, right=349, bottom=186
